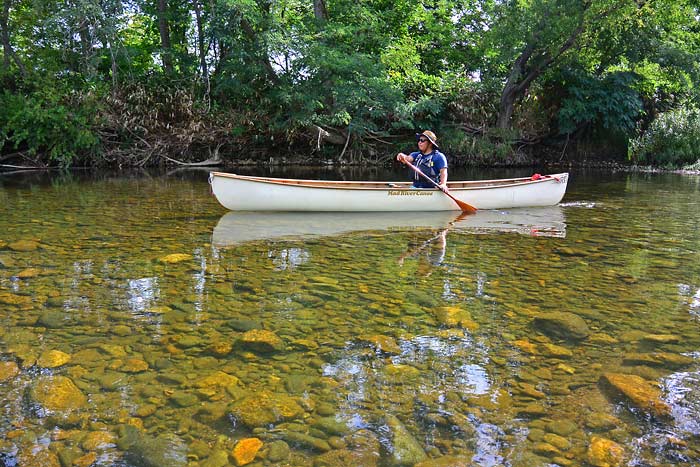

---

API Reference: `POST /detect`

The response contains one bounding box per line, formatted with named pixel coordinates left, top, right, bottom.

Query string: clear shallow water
left=0, top=169, right=699, bottom=467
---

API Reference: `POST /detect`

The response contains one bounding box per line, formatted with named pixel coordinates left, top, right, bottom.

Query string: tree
left=1, top=0, right=27, bottom=75
left=486, top=0, right=604, bottom=129
left=156, top=0, right=173, bottom=73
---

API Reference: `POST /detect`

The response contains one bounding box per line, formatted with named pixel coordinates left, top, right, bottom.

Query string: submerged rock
left=29, top=375, right=88, bottom=414
left=120, top=425, right=187, bottom=467
left=0, top=292, right=32, bottom=307
left=207, top=340, right=233, bottom=356
left=229, top=390, right=304, bottom=428
left=284, top=373, right=318, bottom=394
left=37, top=311, right=68, bottom=328
left=515, top=382, right=546, bottom=399
left=546, top=419, right=578, bottom=437
left=313, top=429, right=381, bottom=467
left=158, top=253, right=193, bottom=264
left=585, top=412, right=621, bottom=432
left=232, top=437, right=263, bottom=466
left=589, top=333, right=619, bottom=345
left=227, top=318, right=263, bottom=332
left=586, top=436, right=625, bottom=467
left=193, top=371, right=240, bottom=390
left=382, top=364, right=421, bottom=384
left=386, top=415, right=427, bottom=466
left=0, top=361, right=20, bottom=382
left=278, top=431, right=331, bottom=452
left=0, top=253, right=15, bottom=268
left=267, top=440, right=291, bottom=462
left=640, top=334, right=680, bottom=345
left=539, top=342, right=573, bottom=359
left=543, top=433, right=571, bottom=451
left=313, top=448, right=378, bottom=467
left=120, top=358, right=149, bottom=373
left=37, top=350, right=71, bottom=368
left=358, top=334, right=402, bottom=355
left=312, top=417, right=351, bottom=437
left=238, top=329, right=285, bottom=353
left=513, top=339, right=538, bottom=355
left=17, top=267, right=41, bottom=279
left=16, top=447, right=61, bottom=467
left=81, top=430, right=117, bottom=450
left=532, top=441, right=562, bottom=457
left=200, top=449, right=229, bottom=467
left=533, top=312, right=590, bottom=341
left=8, top=240, right=40, bottom=252
left=414, top=455, right=474, bottom=467
left=599, top=373, right=671, bottom=418
left=433, top=306, right=478, bottom=330
left=622, top=352, right=693, bottom=370
left=170, top=391, right=199, bottom=408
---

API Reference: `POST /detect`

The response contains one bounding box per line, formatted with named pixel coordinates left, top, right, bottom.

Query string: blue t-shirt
left=410, top=150, right=447, bottom=188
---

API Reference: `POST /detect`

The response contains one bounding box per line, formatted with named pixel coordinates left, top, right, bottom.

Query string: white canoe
left=211, top=207, right=566, bottom=246
left=209, top=171, right=569, bottom=212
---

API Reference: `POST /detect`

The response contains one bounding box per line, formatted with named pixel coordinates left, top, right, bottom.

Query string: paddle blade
left=449, top=193, right=477, bottom=214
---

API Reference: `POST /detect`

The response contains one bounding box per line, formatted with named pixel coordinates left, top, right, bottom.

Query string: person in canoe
left=396, top=130, right=449, bottom=192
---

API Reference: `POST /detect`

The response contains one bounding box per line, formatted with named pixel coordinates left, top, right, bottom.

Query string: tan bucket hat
left=416, top=130, right=439, bottom=149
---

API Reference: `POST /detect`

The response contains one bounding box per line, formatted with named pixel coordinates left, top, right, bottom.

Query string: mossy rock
left=29, top=375, right=88, bottom=413
left=158, top=253, right=193, bottom=264
left=37, top=350, right=71, bottom=368
left=386, top=415, right=427, bottom=466
left=0, top=361, right=20, bottom=382
left=229, top=391, right=304, bottom=428
left=533, top=312, right=590, bottom=341
left=586, top=436, right=625, bottom=467
left=238, top=329, right=285, bottom=353
left=119, top=425, right=187, bottom=467
left=599, top=373, right=671, bottom=418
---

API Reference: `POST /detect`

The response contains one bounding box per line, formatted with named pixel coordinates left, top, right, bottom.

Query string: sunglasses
left=417, top=138, right=429, bottom=143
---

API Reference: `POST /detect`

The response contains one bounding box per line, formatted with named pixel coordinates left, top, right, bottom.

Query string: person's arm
left=438, top=168, right=448, bottom=192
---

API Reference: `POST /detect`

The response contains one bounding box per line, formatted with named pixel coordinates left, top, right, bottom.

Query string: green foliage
left=0, top=85, right=100, bottom=167
left=683, top=159, right=700, bottom=171
left=556, top=71, right=643, bottom=135
left=628, top=107, right=700, bottom=167
left=1, top=0, right=700, bottom=166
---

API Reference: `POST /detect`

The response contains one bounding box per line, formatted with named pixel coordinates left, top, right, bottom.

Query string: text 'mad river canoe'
left=209, top=171, right=569, bottom=212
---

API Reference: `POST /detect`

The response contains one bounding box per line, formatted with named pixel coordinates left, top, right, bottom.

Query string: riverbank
left=1, top=158, right=699, bottom=175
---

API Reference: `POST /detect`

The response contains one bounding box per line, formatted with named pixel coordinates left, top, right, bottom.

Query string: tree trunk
left=496, top=91, right=515, bottom=130
left=0, top=0, right=10, bottom=70
left=495, top=5, right=590, bottom=129
left=238, top=16, right=279, bottom=84
left=0, top=0, right=25, bottom=75
left=496, top=44, right=534, bottom=130
left=193, top=0, right=208, bottom=79
left=157, top=0, right=174, bottom=74
left=109, top=41, right=118, bottom=88
left=77, top=17, right=94, bottom=77
left=313, top=0, right=328, bottom=21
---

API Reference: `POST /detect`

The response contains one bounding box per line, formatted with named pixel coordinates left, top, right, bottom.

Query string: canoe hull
left=209, top=172, right=569, bottom=211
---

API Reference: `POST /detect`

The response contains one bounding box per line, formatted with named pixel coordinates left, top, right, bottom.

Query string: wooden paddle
left=402, top=160, right=477, bottom=214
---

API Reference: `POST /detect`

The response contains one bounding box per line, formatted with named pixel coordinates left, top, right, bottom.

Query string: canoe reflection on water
left=211, top=206, right=566, bottom=247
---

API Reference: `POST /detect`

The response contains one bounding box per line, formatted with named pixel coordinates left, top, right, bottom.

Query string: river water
left=0, top=168, right=699, bottom=467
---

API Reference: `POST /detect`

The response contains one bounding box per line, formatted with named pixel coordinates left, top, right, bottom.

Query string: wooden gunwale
left=210, top=172, right=555, bottom=191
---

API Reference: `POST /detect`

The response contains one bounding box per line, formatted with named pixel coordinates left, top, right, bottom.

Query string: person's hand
left=438, top=183, right=449, bottom=193
left=396, top=153, right=407, bottom=163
